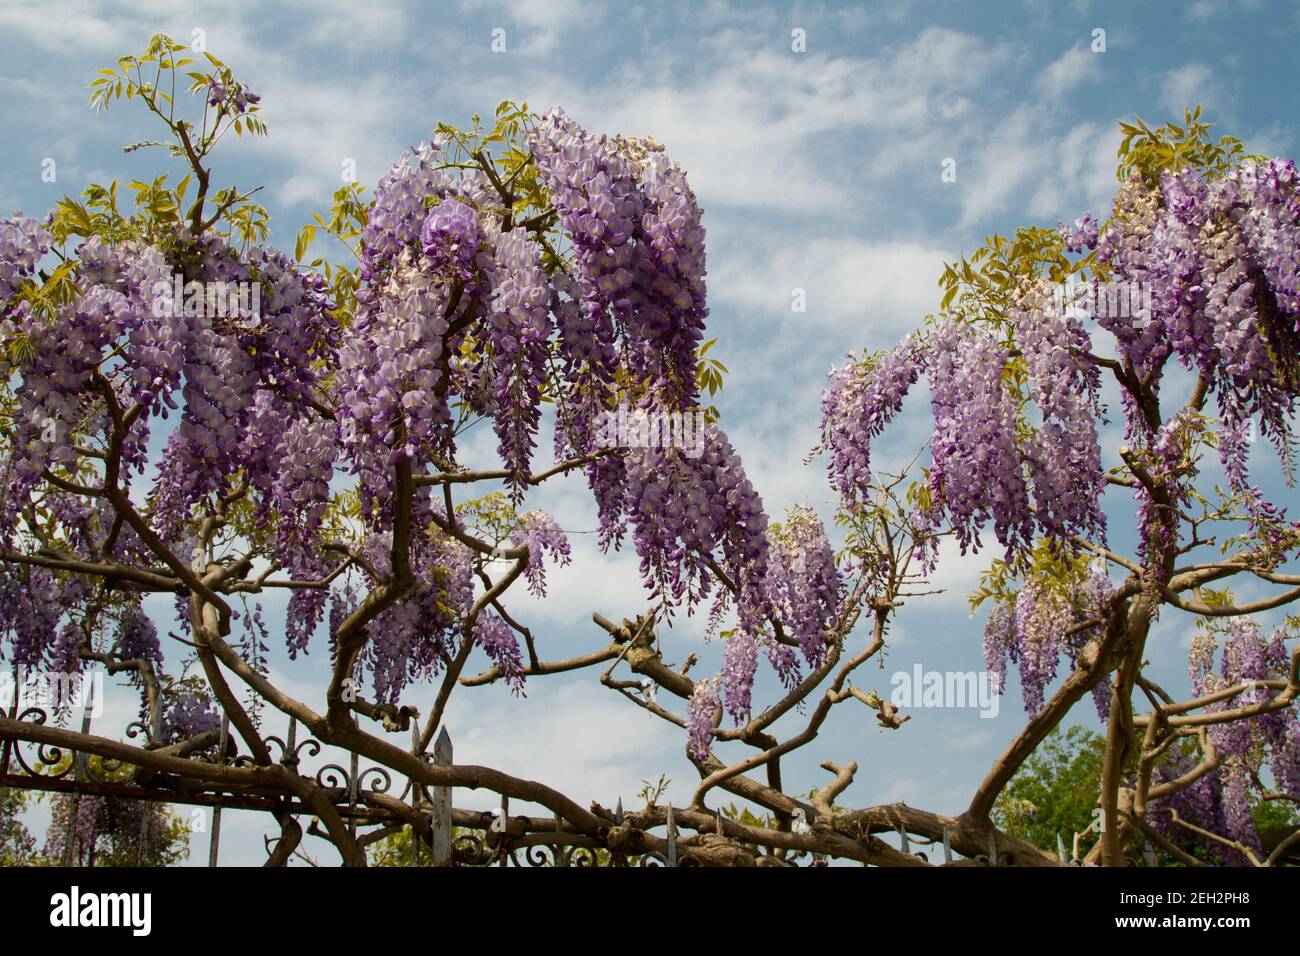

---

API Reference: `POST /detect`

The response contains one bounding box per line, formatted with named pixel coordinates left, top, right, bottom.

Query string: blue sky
left=3, top=0, right=1299, bottom=865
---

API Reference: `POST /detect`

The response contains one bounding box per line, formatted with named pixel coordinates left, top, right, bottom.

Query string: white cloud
left=957, top=106, right=1043, bottom=227
left=1242, top=120, right=1293, bottom=158
left=945, top=729, right=994, bottom=751
left=710, top=236, right=953, bottom=335
left=1187, top=0, right=1266, bottom=18
left=290, top=0, right=410, bottom=49
left=494, top=26, right=1014, bottom=215
left=0, top=0, right=134, bottom=53
left=926, top=536, right=997, bottom=609
left=1159, top=63, right=1222, bottom=116
left=260, top=74, right=414, bottom=207
left=1027, top=120, right=1121, bottom=220
left=458, top=0, right=603, bottom=55
left=444, top=678, right=682, bottom=812
left=959, top=108, right=1121, bottom=228
left=1037, top=45, right=1102, bottom=101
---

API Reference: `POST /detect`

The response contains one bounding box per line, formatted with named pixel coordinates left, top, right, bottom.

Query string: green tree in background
left=0, top=787, right=39, bottom=865
left=995, top=725, right=1300, bottom=865
left=994, top=725, right=1105, bottom=859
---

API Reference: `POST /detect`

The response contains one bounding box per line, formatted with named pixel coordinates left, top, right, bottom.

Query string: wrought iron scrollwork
left=452, top=831, right=495, bottom=865
left=523, top=843, right=555, bottom=867
left=567, top=845, right=602, bottom=867
left=10, top=707, right=75, bottom=779
left=315, top=763, right=350, bottom=789
left=265, top=733, right=320, bottom=768
left=0, top=708, right=706, bottom=868
left=356, top=766, right=392, bottom=795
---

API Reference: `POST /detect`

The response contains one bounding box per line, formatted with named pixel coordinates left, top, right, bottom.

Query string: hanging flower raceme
left=1148, top=172, right=1219, bottom=378
left=1176, top=618, right=1300, bottom=862
left=1058, top=212, right=1099, bottom=253
left=621, top=423, right=770, bottom=630
left=815, top=335, right=923, bottom=513
left=1012, top=284, right=1107, bottom=547
left=529, top=110, right=706, bottom=430
left=720, top=629, right=758, bottom=724
left=421, top=198, right=482, bottom=284
left=285, top=588, right=329, bottom=660
left=608, top=425, right=824, bottom=734
left=983, top=567, right=1115, bottom=717
left=686, top=679, right=719, bottom=761
left=527, top=113, right=628, bottom=447
left=246, top=245, right=337, bottom=401
left=151, top=238, right=262, bottom=532
left=486, top=229, right=553, bottom=494
left=339, top=144, right=457, bottom=518
left=1238, top=159, right=1300, bottom=318
left=0, top=565, right=61, bottom=668
left=165, top=691, right=220, bottom=740
left=528, top=112, right=639, bottom=386
left=352, top=529, right=476, bottom=705
left=44, top=790, right=175, bottom=866
left=8, top=284, right=121, bottom=484
left=1095, top=174, right=1170, bottom=397
left=510, top=510, right=571, bottom=598
left=764, top=505, right=842, bottom=668
left=622, top=145, right=709, bottom=403
left=926, top=318, right=1034, bottom=559
left=1010, top=578, right=1072, bottom=714
left=1130, top=408, right=1204, bottom=589
left=474, top=612, right=526, bottom=695
left=1148, top=744, right=1231, bottom=860
left=116, top=604, right=164, bottom=715
left=1190, top=619, right=1300, bottom=800
left=1097, top=162, right=1300, bottom=530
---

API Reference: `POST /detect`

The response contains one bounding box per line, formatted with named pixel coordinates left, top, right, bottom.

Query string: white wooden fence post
left=554, top=813, right=568, bottom=867
left=208, top=714, right=229, bottom=867
left=430, top=727, right=453, bottom=866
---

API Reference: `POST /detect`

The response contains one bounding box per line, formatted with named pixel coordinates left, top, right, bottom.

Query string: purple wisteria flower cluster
left=205, top=77, right=260, bottom=114
left=815, top=335, right=923, bottom=512
left=982, top=568, right=1114, bottom=718
left=0, top=105, right=843, bottom=731
left=0, top=213, right=51, bottom=301
left=486, top=229, right=552, bottom=494
left=1097, top=161, right=1300, bottom=516
left=817, top=311, right=1106, bottom=568
left=165, top=691, right=221, bottom=739
left=1058, top=212, right=1100, bottom=253
left=349, top=531, right=475, bottom=704
left=510, top=510, right=572, bottom=598
left=815, top=155, right=1300, bottom=726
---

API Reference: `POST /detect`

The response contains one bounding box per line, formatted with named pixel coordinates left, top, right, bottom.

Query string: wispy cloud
left=1038, top=44, right=1104, bottom=101
left=1159, top=63, right=1224, bottom=116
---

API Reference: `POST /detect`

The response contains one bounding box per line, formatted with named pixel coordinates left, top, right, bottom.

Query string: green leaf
left=296, top=224, right=317, bottom=262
